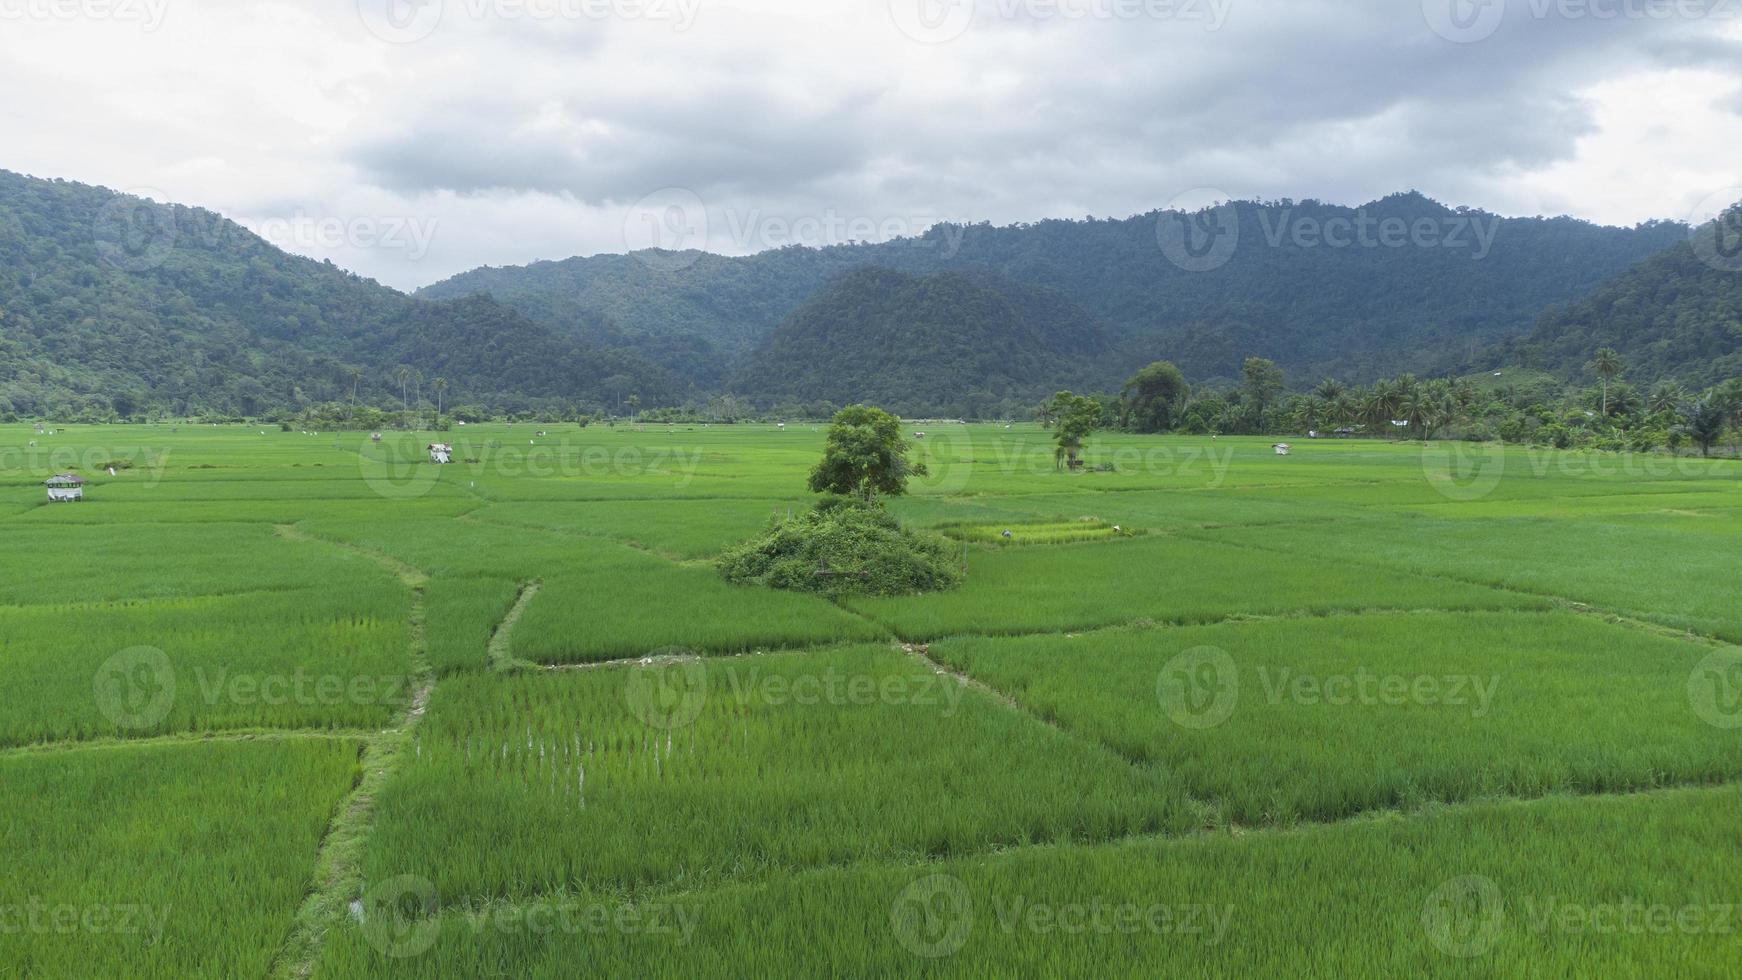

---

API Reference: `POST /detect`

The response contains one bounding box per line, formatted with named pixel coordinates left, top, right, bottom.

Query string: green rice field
left=3, top=422, right=1739, bottom=977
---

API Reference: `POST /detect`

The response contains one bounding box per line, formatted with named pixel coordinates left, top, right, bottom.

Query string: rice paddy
left=3, top=421, right=1739, bottom=977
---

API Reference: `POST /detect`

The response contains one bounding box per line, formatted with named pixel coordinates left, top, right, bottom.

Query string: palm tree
left=1364, top=379, right=1404, bottom=432
left=1589, top=348, right=1622, bottom=417
left=348, top=367, right=363, bottom=424
left=1680, top=398, right=1727, bottom=457
left=432, top=378, right=448, bottom=422
left=395, top=366, right=412, bottom=422
left=1649, top=381, right=1688, bottom=416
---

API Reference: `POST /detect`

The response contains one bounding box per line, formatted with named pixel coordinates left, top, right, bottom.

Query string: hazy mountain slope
left=733, top=267, right=1114, bottom=417
left=420, top=193, right=1688, bottom=388
left=0, top=170, right=672, bottom=417
left=1488, top=214, right=1742, bottom=387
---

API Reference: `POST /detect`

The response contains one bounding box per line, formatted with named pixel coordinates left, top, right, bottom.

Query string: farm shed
left=428, top=443, right=453, bottom=464
left=44, top=474, right=85, bottom=502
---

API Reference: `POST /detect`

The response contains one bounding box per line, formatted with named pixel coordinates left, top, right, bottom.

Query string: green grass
left=318, top=784, right=1742, bottom=977
left=294, top=518, right=885, bottom=661
left=844, top=533, right=1544, bottom=640
left=932, top=611, right=1742, bottom=824
left=423, top=576, right=526, bottom=675
left=0, top=576, right=410, bottom=747
left=1188, top=513, right=1742, bottom=642
left=360, top=646, right=1192, bottom=902
left=4, top=422, right=1741, bottom=977
left=473, top=499, right=805, bottom=559
left=0, top=738, right=361, bottom=979
left=935, top=519, right=1139, bottom=546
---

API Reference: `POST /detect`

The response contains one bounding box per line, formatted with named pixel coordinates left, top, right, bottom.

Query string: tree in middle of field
left=723, top=405, right=962, bottom=597
left=1120, top=361, right=1189, bottom=433
left=807, top=405, right=926, bottom=505
left=1046, top=391, right=1104, bottom=470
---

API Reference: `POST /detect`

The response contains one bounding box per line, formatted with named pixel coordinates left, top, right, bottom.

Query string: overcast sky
left=4, top=0, right=1741, bottom=290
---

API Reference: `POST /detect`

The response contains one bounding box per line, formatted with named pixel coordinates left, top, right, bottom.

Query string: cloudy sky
left=4, top=0, right=1741, bottom=290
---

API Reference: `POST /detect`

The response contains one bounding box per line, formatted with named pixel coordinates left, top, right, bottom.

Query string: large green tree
left=1047, top=391, right=1104, bottom=469
left=1120, top=361, right=1189, bottom=433
left=1241, top=357, right=1285, bottom=432
left=807, top=405, right=926, bottom=503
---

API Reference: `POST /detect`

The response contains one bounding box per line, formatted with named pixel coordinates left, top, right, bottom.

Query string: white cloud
left=1, top=0, right=1738, bottom=290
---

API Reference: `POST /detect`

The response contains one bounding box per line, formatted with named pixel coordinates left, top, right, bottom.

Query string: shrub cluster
left=718, top=499, right=964, bottom=597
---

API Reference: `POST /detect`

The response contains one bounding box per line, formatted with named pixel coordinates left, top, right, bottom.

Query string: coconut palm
left=1679, top=398, right=1727, bottom=457
left=1589, top=348, right=1622, bottom=416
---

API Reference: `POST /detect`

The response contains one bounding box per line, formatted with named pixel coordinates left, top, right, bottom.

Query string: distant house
left=370, top=432, right=382, bottom=443
left=44, top=474, right=84, bottom=502
left=428, top=443, right=453, bottom=464
left=1272, top=443, right=1292, bottom=456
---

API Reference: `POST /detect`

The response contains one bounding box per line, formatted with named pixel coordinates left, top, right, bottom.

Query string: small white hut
left=1272, top=443, right=1292, bottom=456
left=428, top=443, right=453, bottom=464
left=45, top=473, right=85, bottom=502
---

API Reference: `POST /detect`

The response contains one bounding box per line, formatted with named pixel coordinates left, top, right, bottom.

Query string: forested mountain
left=734, top=267, right=1115, bottom=417
left=423, top=193, right=1688, bottom=389
left=0, top=170, right=673, bottom=418
left=2, top=167, right=1716, bottom=420
left=1486, top=212, right=1742, bottom=387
